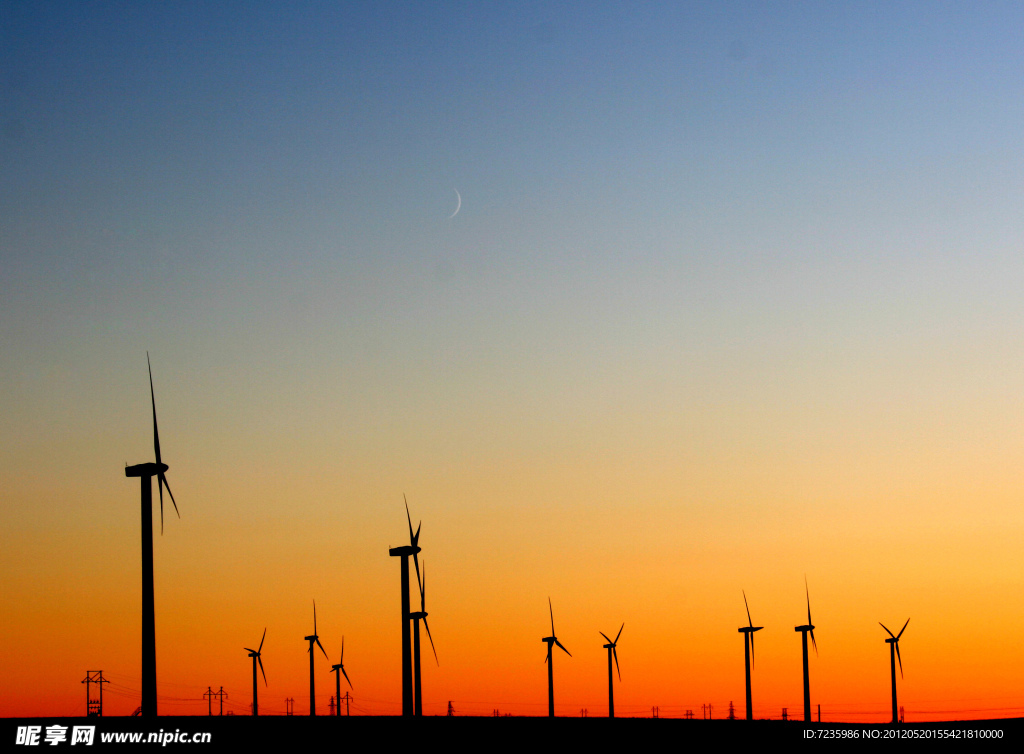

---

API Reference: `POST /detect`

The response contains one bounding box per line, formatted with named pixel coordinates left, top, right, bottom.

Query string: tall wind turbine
left=542, top=598, right=571, bottom=718
left=409, top=560, right=438, bottom=717
left=124, top=353, right=180, bottom=718
left=600, top=623, right=624, bottom=718
left=305, top=600, right=329, bottom=715
left=387, top=496, right=421, bottom=717
left=330, top=637, right=352, bottom=717
left=244, top=628, right=267, bottom=716
left=737, top=591, right=763, bottom=721
left=880, top=618, right=909, bottom=724
left=793, top=578, right=817, bottom=722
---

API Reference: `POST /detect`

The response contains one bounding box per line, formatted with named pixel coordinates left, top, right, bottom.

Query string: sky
left=2, top=1, right=1024, bottom=721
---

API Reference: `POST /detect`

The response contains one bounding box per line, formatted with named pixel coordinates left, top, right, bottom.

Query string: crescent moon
left=448, top=189, right=461, bottom=219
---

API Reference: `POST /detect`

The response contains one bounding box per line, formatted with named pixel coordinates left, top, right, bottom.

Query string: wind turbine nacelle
left=389, top=545, right=420, bottom=557
left=125, top=462, right=169, bottom=478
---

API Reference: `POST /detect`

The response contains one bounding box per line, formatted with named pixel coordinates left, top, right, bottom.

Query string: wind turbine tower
left=880, top=619, right=909, bottom=724
left=124, top=353, right=180, bottom=718
left=305, top=601, right=329, bottom=715
left=737, top=591, right=763, bottom=721
left=409, top=560, right=438, bottom=716
left=542, top=598, right=571, bottom=718
left=387, top=496, right=421, bottom=717
left=793, top=579, right=818, bottom=722
left=600, top=624, right=623, bottom=718
left=244, top=628, right=267, bottom=716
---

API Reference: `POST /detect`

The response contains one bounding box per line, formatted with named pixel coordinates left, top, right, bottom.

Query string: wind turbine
left=124, top=353, right=180, bottom=718
left=880, top=618, right=909, bottom=724
left=794, top=578, right=817, bottom=722
left=409, top=560, right=438, bottom=717
left=600, top=623, right=624, bottom=718
left=244, top=628, right=267, bottom=716
left=542, top=598, right=571, bottom=718
left=305, top=600, right=329, bottom=715
left=330, top=637, right=352, bottom=717
left=387, top=496, right=421, bottom=717
left=737, top=591, right=763, bottom=721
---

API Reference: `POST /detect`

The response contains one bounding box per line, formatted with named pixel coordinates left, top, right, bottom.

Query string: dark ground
left=6, top=715, right=1020, bottom=748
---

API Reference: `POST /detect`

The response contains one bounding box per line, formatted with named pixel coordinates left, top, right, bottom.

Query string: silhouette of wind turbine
left=124, top=353, right=180, bottom=718
left=600, top=623, right=624, bottom=718
left=409, top=560, right=438, bottom=717
left=244, top=628, right=267, bottom=716
left=738, top=590, right=763, bottom=721
left=542, top=598, right=571, bottom=718
left=880, top=618, right=909, bottom=724
left=794, top=578, right=818, bottom=722
left=387, top=496, right=421, bottom=717
left=330, top=637, right=352, bottom=717
left=305, top=600, right=329, bottom=715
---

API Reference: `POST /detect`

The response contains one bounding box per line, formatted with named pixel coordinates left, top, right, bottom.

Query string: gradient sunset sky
left=3, top=1, right=1024, bottom=721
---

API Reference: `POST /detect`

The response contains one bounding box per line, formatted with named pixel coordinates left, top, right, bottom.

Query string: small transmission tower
left=81, top=671, right=109, bottom=717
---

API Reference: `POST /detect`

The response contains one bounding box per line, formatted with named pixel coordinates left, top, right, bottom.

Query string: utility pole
left=81, top=671, right=109, bottom=717
left=447, top=700, right=454, bottom=717
left=285, top=697, right=294, bottom=716
left=329, top=696, right=336, bottom=716
left=818, top=704, right=821, bottom=723
left=203, top=687, right=214, bottom=716
left=217, top=687, right=227, bottom=716
left=728, top=700, right=736, bottom=720
left=782, top=707, right=788, bottom=721
left=341, top=692, right=352, bottom=717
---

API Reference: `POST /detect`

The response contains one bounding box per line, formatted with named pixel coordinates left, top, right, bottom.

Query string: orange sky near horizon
left=3, top=421, right=1023, bottom=721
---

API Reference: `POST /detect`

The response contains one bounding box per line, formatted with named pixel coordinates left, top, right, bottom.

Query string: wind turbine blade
left=316, top=637, right=329, bottom=660
left=341, top=666, right=352, bottom=689
left=404, top=494, right=413, bottom=540
left=420, top=561, right=427, bottom=612
left=158, top=479, right=164, bottom=535
left=244, top=648, right=256, bottom=653
left=895, top=641, right=903, bottom=678
left=613, top=647, right=621, bottom=681
left=258, top=654, right=267, bottom=686
left=805, top=577, right=812, bottom=625
left=313, top=600, right=317, bottom=635
left=148, top=353, right=161, bottom=464
left=340, top=636, right=344, bottom=664
left=614, top=623, right=624, bottom=644
left=897, top=618, right=910, bottom=640
left=599, top=632, right=612, bottom=644
left=879, top=622, right=895, bottom=639
left=549, top=597, right=555, bottom=635
left=555, top=638, right=571, bottom=657
left=160, top=474, right=179, bottom=518
left=810, top=628, right=818, bottom=657
left=743, top=590, right=753, bottom=628
left=258, top=627, right=266, bottom=653
left=423, top=615, right=439, bottom=666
